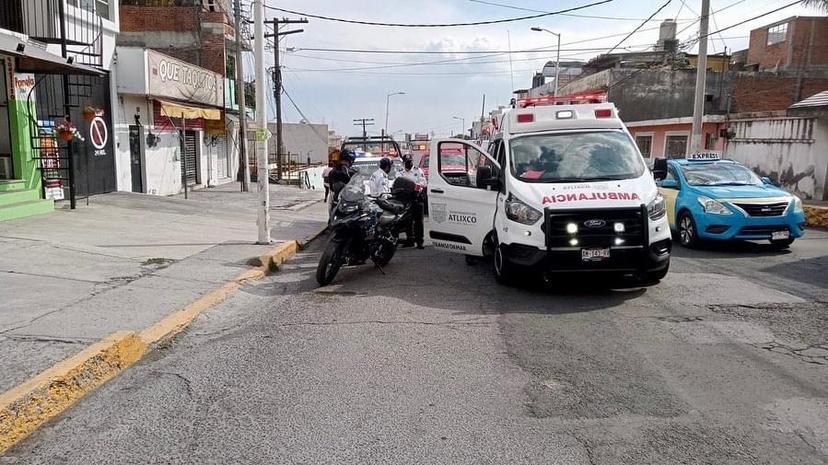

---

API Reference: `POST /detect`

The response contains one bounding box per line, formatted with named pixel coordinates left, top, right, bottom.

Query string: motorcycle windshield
left=340, top=173, right=370, bottom=203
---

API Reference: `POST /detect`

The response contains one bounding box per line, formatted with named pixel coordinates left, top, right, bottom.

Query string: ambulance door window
left=438, top=141, right=494, bottom=189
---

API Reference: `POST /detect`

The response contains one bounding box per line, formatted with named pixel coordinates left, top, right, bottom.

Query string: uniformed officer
left=399, top=154, right=425, bottom=249
left=369, top=157, right=393, bottom=196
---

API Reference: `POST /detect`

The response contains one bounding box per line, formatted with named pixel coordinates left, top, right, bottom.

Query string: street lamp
left=531, top=27, right=561, bottom=97
left=384, top=91, right=406, bottom=137
left=452, top=116, right=465, bottom=138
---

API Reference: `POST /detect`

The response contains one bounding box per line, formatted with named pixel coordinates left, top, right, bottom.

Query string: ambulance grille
left=543, top=207, right=646, bottom=248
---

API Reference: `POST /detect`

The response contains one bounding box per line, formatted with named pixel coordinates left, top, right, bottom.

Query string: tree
left=802, top=0, right=828, bottom=12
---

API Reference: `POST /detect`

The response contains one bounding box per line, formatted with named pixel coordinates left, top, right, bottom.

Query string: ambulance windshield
left=509, top=130, right=645, bottom=183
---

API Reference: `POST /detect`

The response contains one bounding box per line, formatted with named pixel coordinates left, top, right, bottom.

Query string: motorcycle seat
left=375, top=198, right=406, bottom=214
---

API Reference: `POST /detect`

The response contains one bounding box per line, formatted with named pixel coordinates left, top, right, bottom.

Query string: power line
left=286, top=22, right=671, bottom=56
left=264, top=0, right=613, bottom=27
left=606, top=0, right=672, bottom=55
left=468, top=0, right=693, bottom=21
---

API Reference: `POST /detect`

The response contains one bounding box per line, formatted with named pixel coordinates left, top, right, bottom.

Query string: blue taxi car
left=657, top=154, right=806, bottom=248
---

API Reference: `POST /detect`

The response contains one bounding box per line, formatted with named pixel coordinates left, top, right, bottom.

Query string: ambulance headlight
left=505, top=194, right=542, bottom=225
left=647, top=193, right=666, bottom=220
left=793, top=196, right=803, bottom=214
left=697, top=196, right=732, bottom=215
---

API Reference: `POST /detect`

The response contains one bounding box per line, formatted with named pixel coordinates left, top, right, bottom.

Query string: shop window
left=767, top=23, right=787, bottom=45
left=635, top=135, right=653, bottom=158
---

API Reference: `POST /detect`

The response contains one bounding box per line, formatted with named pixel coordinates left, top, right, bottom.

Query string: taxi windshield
left=509, top=130, right=645, bottom=183
left=680, top=162, right=762, bottom=186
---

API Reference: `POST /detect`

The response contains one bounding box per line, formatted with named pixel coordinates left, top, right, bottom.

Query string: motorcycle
left=316, top=175, right=419, bottom=286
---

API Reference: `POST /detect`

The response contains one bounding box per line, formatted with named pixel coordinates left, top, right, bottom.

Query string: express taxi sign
left=687, top=151, right=722, bottom=161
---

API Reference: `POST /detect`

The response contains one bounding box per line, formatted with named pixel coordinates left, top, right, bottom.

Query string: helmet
left=340, top=149, right=355, bottom=163
left=401, top=154, right=413, bottom=164
left=379, top=157, right=392, bottom=170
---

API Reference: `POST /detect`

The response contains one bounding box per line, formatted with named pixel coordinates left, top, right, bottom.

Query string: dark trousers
left=324, top=184, right=330, bottom=202
left=406, top=200, right=424, bottom=245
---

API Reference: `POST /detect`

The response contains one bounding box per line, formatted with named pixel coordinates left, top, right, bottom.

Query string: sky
left=252, top=0, right=821, bottom=138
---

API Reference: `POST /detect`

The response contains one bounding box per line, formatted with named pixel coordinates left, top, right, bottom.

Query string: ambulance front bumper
left=502, top=240, right=671, bottom=273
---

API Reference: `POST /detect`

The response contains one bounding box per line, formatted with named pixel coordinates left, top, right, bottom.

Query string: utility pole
left=253, top=0, right=269, bottom=244
left=265, top=17, right=307, bottom=181
left=689, top=0, right=710, bottom=155
left=353, top=118, right=374, bottom=138
left=233, top=0, right=250, bottom=192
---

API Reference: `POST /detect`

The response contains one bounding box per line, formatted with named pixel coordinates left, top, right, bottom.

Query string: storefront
left=115, top=47, right=237, bottom=196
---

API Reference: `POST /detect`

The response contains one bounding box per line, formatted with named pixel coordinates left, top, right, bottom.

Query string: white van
left=426, top=100, right=671, bottom=284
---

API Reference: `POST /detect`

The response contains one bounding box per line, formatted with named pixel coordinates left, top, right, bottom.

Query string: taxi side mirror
left=660, top=179, right=679, bottom=189
left=652, top=158, right=668, bottom=181
left=761, top=176, right=774, bottom=186
left=476, top=165, right=500, bottom=189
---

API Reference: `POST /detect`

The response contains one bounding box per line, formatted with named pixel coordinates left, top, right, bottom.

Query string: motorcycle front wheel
left=316, top=237, right=346, bottom=286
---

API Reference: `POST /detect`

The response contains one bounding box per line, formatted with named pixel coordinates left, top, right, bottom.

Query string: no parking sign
left=89, top=116, right=108, bottom=156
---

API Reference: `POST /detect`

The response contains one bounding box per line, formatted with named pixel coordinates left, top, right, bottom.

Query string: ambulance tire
left=677, top=210, right=699, bottom=248
left=493, top=244, right=518, bottom=285
left=643, top=263, right=670, bottom=284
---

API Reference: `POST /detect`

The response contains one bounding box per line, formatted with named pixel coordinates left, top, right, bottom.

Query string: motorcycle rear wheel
left=317, top=238, right=345, bottom=286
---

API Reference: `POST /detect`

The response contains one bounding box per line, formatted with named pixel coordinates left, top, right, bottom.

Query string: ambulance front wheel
left=493, top=244, right=518, bottom=285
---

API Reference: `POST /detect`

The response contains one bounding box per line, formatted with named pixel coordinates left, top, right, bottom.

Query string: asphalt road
left=4, top=230, right=827, bottom=464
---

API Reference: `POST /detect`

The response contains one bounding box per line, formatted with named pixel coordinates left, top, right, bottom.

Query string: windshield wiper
left=707, top=182, right=753, bottom=186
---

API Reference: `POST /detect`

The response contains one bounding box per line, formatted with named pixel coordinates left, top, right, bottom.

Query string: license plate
left=581, top=248, right=611, bottom=262
left=772, top=230, right=790, bottom=240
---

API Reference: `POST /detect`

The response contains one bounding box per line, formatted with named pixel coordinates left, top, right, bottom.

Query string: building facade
left=1, top=0, right=120, bottom=220
left=114, top=0, right=241, bottom=196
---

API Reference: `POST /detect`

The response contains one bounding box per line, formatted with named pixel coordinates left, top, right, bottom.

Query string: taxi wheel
left=678, top=211, right=699, bottom=248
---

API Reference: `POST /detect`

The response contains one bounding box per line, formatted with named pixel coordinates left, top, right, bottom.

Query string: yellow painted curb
left=804, top=205, right=828, bottom=228
left=0, top=239, right=308, bottom=454
left=0, top=331, right=146, bottom=453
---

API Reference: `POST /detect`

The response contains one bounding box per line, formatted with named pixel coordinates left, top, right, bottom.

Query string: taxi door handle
left=430, top=188, right=444, bottom=194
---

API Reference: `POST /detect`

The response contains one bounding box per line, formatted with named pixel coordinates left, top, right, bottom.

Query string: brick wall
left=732, top=74, right=828, bottom=113
left=119, top=5, right=231, bottom=76
left=746, top=17, right=828, bottom=71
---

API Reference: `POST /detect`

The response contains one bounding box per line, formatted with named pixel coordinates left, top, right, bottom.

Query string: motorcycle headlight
left=697, top=196, right=732, bottom=215
left=647, top=193, right=666, bottom=220
left=338, top=201, right=359, bottom=214
left=505, top=194, right=542, bottom=225
left=793, top=196, right=804, bottom=214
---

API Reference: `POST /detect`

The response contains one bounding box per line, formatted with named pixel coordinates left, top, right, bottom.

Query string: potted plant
left=55, top=118, right=84, bottom=142
left=82, top=105, right=103, bottom=121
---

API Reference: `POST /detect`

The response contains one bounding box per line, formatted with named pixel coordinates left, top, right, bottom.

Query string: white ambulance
left=426, top=98, right=671, bottom=284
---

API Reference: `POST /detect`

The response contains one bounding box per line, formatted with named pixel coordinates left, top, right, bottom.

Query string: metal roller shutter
left=181, top=131, right=198, bottom=185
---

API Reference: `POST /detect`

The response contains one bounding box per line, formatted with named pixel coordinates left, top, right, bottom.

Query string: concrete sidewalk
left=0, top=183, right=327, bottom=394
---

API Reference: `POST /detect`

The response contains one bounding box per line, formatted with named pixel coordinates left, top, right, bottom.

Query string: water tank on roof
left=657, top=19, right=677, bottom=51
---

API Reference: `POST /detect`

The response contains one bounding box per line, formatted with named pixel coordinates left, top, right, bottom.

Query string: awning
left=156, top=99, right=222, bottom=120
left=0, top=32, right=105, bottom=76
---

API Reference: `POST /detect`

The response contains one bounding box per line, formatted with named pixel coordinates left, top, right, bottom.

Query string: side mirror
left=660, top=178, right=679, bottom=189
left=652, top=158, right=668, bottom=181
left=476, top=165, right=499, bottom=189
left=761, top=176, right=774, bottom=185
